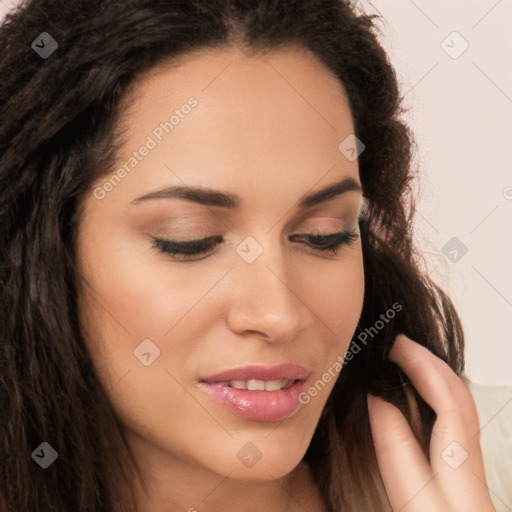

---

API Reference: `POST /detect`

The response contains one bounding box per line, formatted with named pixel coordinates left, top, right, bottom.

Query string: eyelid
left=150, top=227, right=359, bottom=260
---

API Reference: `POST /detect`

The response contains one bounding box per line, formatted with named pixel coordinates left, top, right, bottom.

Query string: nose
left=226, top=238, right=315, bottom=344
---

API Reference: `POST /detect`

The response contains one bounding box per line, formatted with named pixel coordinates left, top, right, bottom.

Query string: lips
left=200, top=363, right=310, bottom=384
left=198, top=363, right=311, bottom=422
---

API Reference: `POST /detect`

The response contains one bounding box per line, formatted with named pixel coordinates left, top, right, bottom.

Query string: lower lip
left=198, top=380, right=307, bottom=422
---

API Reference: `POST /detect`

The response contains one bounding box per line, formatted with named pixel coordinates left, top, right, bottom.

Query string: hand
left=367, top=334, right=496, bottom=511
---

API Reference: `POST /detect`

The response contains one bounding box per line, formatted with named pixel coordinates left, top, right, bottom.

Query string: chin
left=204, top=434, right=310, bottom=482
left=222, top=457, right=302, bottom=482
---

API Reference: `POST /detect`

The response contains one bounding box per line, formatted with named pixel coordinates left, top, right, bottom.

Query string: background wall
left=2, top=0, right=511, bottom=384
left=361, top=0, right=512, bottom=385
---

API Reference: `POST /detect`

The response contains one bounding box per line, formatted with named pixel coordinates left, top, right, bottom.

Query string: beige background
left=363, top=0, right=512, bottom=386
left=2, top=0, right=511, bottom=385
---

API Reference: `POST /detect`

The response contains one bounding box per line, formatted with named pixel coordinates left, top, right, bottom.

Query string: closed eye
left=151, top=228, right=359, bottom=261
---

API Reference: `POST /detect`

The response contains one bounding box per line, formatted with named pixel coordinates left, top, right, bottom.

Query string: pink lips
left=200, top=363, right=310, bottom=383
left=198, top=363, right=310, bottom=422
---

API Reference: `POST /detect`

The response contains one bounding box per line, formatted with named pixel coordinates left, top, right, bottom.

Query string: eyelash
left=151, top=229, right=359, bottom=260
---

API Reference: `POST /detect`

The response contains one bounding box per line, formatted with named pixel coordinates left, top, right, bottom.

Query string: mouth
left=198, top=363, right=310, bottom=422
left=200, top=362, right=310, bottom=384
left=205, top=378, right=298, bottom=391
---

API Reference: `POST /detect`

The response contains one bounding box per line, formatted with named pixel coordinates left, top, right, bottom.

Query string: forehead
left=118, top=44, right=355, bottom=144
left=93, top=45, right=360, bottom=212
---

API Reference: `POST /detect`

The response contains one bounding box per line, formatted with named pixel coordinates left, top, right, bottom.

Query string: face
left=75, top=45, right=364, bottom=495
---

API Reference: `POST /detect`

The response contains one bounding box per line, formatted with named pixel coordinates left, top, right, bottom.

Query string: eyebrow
left=131, top=176, right=362, bottom=210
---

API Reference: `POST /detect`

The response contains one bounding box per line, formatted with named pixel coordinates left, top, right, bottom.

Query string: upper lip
left=200, top=363, right=311, bottom=383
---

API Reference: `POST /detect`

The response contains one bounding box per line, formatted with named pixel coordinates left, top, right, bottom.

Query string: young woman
left=0, top=1, right=496, bottom=511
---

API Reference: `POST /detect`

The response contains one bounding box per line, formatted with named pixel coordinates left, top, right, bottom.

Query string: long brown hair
left=0, top=1, right=464, bottom=510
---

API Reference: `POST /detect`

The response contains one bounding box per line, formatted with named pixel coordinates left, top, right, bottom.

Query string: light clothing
left=468, top=381, right=512, bottom=512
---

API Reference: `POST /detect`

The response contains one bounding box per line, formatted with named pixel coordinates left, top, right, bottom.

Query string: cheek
left=75, top=218, right=242, bottom=416
left=309, top=250, right=365, bottom=384
left=76, top=214, right=215, bottom=342
left=310, top=250, right=365, bottom=339
left=296, top=253, right=364, bottom=406
left=75, top=234, right=209, bottom=440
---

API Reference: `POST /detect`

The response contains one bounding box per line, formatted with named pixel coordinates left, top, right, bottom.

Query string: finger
left=389, top=334, right=496, bottom=512
left=367, top=394, right=449, bottom=511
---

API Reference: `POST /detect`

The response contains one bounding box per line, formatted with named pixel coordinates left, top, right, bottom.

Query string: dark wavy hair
left=0, top=1, right=465, bottom=511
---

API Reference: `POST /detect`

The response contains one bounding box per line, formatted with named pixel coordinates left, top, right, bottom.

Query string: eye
left=291, top=229, right=359, bottom=255
left=151, top=228, right=359, bottom=261
left=151, top=235, right=222, bottom=260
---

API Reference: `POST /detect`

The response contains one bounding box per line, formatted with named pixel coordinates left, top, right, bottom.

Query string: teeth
left=264, top=379, right=283, bottom=391
left=247, top=379, right=265, bottom=391
left=212, top=379, right=293, bottom=391
left=231, top=380, right=247, bottom=389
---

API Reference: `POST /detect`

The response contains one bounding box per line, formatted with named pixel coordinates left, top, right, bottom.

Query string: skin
left=75, top=46, right=495, bottom=511
left=76, top=46, right=364, bottom=511
left=368, top=334, right=496, bottom=512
